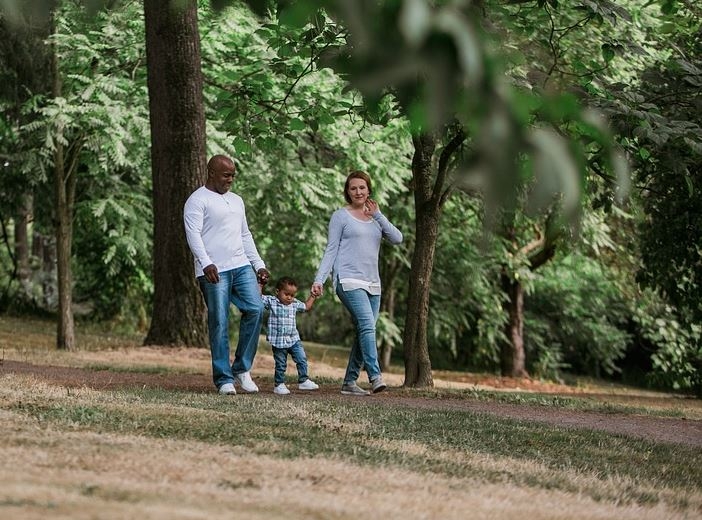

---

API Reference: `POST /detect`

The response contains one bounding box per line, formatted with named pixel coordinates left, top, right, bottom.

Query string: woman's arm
left=312, top=210, right=344, bottom=294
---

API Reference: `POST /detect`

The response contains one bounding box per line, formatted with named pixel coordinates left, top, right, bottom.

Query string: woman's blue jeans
left=198, top=265, right=264, bottom=388
left=335, top=285, right=381, bottom=384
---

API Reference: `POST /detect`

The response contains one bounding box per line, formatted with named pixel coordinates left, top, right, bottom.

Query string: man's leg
left=198, top=270, right=234, bottom=389
left=230, top=265, right=264, bottom=375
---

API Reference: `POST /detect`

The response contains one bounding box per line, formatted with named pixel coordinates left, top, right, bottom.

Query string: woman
left=311, top=171, right=403, bottom=395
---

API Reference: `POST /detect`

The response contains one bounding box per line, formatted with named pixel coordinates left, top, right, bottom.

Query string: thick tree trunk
left=500, top=273, right=528, bottom=377
left=403, top=133, right=438, bottom=388
left=143, top=0, right=208, bottom=347
left=403, top=211, right=440, bottom=387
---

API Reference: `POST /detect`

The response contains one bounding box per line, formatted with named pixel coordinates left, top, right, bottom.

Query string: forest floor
left=3, top=345, right=701, bottom=447
left=2, top=315, right=702, bottom=520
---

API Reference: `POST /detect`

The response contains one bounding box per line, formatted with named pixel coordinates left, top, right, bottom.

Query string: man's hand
left=257, top=268, right=270, bottom=286
left=311, top=282, right=323, bottom=298
left=203, top=264, right=219, bottom=283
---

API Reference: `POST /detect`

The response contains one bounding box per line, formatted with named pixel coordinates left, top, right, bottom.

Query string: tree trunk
left=51, top=11, right=75, bottom=351
left=143, top=0, right=208, bottom=347
left=403, top=211, right=440, bottom=387
left=500, top=272, right=528, bottom=377
left=378, top=281, right=396, bottom=371
left=34, top=230, right=56, bottom=310
left=14, top=194, right=32, bottom=301
left=402, top=133, right=438, bottom=388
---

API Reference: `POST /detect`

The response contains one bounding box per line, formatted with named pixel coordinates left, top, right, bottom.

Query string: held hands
left=257, top=268, right=270, bottom=286
left=311, top=282, right=324, bottom=298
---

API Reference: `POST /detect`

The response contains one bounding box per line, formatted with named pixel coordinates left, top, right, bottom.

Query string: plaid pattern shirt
left=262, top=295, right=307, bottom=349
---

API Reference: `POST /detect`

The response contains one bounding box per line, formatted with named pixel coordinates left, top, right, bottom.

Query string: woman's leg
left=336, top=286, right=381, bottom=384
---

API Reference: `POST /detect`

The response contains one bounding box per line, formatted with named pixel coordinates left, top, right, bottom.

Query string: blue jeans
left=335, top=285, right=382, bottom=384
left=198, top=265, right=264, bottom=388
left=272, top=341, right=309, bottom=385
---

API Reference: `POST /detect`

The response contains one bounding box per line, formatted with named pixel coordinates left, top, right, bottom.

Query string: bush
left=525, top=254, right=630, bottom=379
left=633, top=291, right=702, bottom=395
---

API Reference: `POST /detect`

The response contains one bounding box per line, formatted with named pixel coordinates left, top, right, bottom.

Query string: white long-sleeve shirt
left=314, top=208, right=402, bottom=292
left=183, top=186, right=265, bottom=277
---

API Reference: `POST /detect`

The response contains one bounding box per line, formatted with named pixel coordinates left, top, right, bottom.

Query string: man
left=184, top=154, right=270, bottom=395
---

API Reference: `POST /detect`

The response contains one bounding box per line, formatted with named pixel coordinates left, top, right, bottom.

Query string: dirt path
left=3, top=359, right=701, bottom=448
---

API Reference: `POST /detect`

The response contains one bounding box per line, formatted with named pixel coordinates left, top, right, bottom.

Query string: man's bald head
left=207, top=155, right=235, bottom=174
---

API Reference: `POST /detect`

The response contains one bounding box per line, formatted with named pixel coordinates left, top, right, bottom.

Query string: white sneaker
left=218, top=383, right=236, bottom=395
left=274, top=383, right=290, bottom=395
left=235, top=371, right=259, bottom=393
left=298, top=379, right=319, bottom=391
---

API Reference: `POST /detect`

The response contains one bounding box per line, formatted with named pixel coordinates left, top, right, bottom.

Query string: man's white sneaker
left=274, top=383, right=291, bottom=395
left=218, top=383, right=236, bottom=395
left=235, top=372, right=259, bottom=393
left=298, top=379, right=319, bottom=391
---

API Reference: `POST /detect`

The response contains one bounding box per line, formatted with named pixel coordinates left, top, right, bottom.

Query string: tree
left=143, top=0, right=208, bottom=346
left=2, top=0, right=154, bottom=346
left=49, top=7, right=78, bottom=349
left=238, top=0, right=628, bottom=385
left=0, top=6, right=52, bottom=309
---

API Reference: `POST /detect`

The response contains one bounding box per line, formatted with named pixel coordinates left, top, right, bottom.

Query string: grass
left=5, top=385, right=701, bottom=510
left=1, top=314, right=701, bottom=519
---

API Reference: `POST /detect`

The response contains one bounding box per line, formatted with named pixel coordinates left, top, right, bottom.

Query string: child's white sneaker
left=274, top=383, right=290, bottom=395
left=218, top=383, right=236, bottom=395
left=298, top=379, right=319, bottom=391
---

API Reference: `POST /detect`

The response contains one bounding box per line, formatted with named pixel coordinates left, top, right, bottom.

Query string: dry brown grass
left=1, top=384, right=693, bottom=520
left=2, top=315, right=701, bottom=519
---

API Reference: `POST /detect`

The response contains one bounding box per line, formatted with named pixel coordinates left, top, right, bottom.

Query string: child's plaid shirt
left=262, top=295, right=307, bottom=349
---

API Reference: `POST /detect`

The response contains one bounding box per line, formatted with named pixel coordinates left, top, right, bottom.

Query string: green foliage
left=427, top=194, right=506, bottom=371
left=1, top=0, right=699, bottom=395
left=594, top=2, right=700, bottom=323
left=634, top=291, right=702, bottom=395
left=199, top=2, right=412, bottom=342
left=0, top=1, right=153, bottom=322
left=526, top=254, right=631, bottom=379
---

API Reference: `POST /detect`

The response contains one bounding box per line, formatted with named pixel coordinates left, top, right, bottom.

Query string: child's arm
left=304, top=293, right=317, bottom=312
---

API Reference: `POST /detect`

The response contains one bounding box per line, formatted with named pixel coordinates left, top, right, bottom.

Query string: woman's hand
left=311, top=282, right=324, bottom=297
left=364, top=198, right=379, bottom=217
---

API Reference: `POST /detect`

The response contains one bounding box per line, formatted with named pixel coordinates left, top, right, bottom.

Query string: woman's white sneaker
left=298, top=379, right=319, bottom=391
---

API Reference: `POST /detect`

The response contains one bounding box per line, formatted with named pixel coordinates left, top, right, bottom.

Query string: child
left=261, top=276, right=320, bottom=395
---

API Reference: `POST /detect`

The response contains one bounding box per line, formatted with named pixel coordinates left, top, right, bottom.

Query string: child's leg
left=272, top=348, right=288, bottom=385
left=288, top=341, right=309, bottom=383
